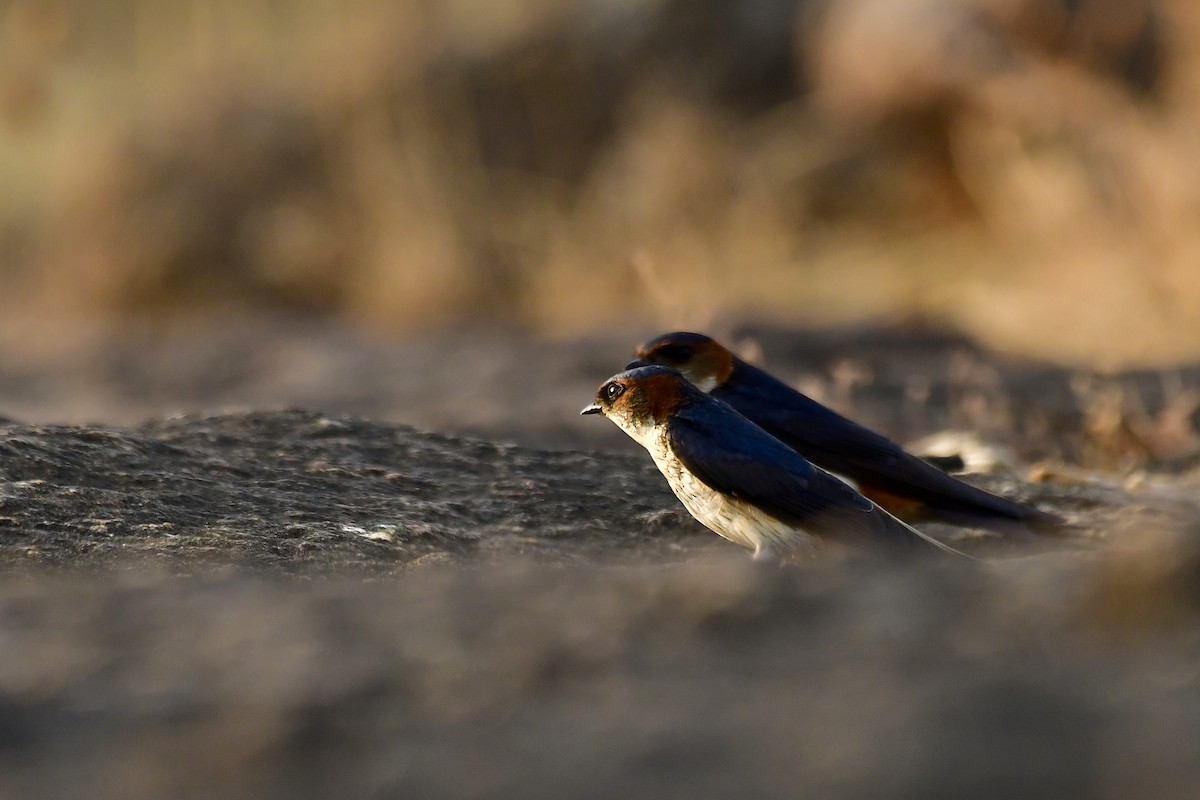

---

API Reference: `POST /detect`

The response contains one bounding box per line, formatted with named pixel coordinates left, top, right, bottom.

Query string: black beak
left=625, top=359, right=649, bottom=370
left=580, top=403, right=602, bottom=416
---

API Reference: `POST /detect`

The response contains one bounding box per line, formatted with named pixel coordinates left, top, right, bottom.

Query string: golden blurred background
left=1, top=0, right=1199, bottom=368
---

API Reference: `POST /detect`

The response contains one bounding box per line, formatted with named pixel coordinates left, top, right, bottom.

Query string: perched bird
left=628, top=331, right=1059, bottom=530
left=581, top=365, right=959, bottom=559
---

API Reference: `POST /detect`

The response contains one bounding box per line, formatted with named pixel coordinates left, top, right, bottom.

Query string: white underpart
left=608, top=411, right=816, bottom=560
left=690, top=373, right=720, bottom=394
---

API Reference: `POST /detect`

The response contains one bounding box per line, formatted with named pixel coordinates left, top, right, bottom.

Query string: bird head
left=581, top=365, right=693, bottom=444
left=625, top=332, right=734, bottom=393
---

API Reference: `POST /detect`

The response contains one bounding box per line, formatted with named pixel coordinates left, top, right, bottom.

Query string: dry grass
left=2, top=0, right=1200, bottom=367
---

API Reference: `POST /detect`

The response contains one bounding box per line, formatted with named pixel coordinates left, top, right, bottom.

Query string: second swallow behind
left=629, top=331, right=1060, bottom=531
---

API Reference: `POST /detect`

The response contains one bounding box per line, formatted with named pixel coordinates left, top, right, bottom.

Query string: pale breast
left=644, top=428, right=815, bottom=560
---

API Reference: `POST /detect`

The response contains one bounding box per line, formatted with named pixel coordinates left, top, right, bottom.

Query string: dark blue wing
left=715, top=362, right=1058, bottom=525
left=666, top=397, right=922, bottom=546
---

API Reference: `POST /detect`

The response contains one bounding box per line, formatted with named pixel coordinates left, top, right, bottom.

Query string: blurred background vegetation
left=1, top=0, right=1198, bottom=368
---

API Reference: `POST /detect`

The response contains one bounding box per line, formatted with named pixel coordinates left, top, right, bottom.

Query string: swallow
left=628, top=332, right=1060, bottom=530
left=581, top=365, right=959, bottom=560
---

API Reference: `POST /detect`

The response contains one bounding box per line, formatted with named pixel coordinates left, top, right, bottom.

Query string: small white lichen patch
left=344, top=523, right=397, bottom=542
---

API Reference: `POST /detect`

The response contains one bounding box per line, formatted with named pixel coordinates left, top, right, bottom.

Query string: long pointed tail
left=877, top=505, right=976, bottom=560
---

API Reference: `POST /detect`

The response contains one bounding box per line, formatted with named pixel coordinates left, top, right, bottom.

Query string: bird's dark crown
left=593, top=365, right=695, bottom=424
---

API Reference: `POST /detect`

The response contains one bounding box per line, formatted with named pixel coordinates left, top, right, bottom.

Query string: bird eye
left=603, top=382, right=625, bottom=402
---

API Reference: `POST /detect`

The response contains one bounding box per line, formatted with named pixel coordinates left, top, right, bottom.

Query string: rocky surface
left=0, top=408, right=1198, bottom=798
left=0, top=411, right=713, bottom=573
left=1, top=325, right=1200, bottom=798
